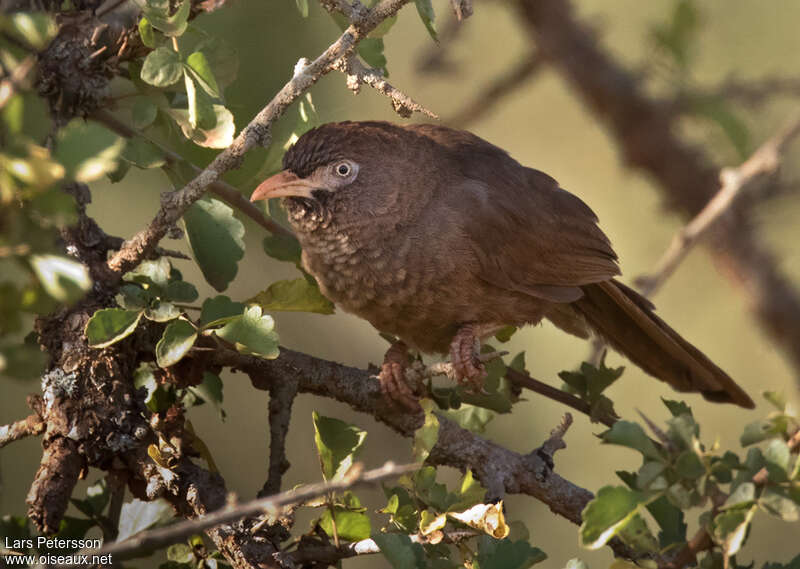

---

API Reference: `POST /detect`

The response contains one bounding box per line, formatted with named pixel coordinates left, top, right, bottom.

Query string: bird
left=250, top=121, right=754, bottom=410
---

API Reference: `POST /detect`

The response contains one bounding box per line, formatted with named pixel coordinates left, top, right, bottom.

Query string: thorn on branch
left=534, top=412, right=573, bottom=461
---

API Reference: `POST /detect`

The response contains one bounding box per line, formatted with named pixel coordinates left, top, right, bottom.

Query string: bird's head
left=250, top=121, right=436, bottom=231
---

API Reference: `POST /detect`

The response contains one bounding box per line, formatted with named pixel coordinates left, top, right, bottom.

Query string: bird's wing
left=408, top=123, right=620, bottom=303
left=451, top=163, right=620, bottom=303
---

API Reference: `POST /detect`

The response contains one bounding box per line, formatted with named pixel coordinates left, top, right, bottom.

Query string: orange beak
left=250, top=170, right=316, bottom=202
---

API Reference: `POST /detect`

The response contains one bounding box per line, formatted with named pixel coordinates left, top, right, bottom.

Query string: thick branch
left=515, top=0, right=800, bottom=381
left=106, top=0, right=415, bottom=278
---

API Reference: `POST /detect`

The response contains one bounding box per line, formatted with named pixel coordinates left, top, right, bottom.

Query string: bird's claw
left=378, top=342, right=421, bottom=411
left=450, top=325, right=487, bottom=393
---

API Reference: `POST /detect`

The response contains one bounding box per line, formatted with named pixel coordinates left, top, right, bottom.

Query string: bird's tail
left=573, top=279, right=754, bottom=408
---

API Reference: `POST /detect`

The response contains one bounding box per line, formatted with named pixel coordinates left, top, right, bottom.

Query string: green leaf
left=494, top=325, right=517, bottom=343
left=579, top=486, right=646, bottom=549
left=600, top=421, right=663, bottom=462
left=55, top=120, right=125, bottom=182
left=29, top=255, right=91, bottom=304
left=215, top=305, right=279, bottom=358
left=759, top=487, right=799, bottom=522
left=71, top=479, right=110, bottom=518
left=414, top=0, right=437, bottom=40
left=661, top=398, right=693, bottom=418
left=117, top=498, right=174, bottom=541
left=144, top=299, right=181, bottom=322
left=711, top=505, right=756, bottom=557
left=167, top=543, right=194, bottom=563
left=647, top=495, right=687, bottom=548
left=135, top=0, right=190, bottom=36
left=121, top=137, right=166, bottom=169
left=381, top=487, right=418, bottom=533
left=616, top=513, right=658, bottom=553
left=85, top=308, right=143, bottom=348
left=1, top=92, right=51, bottom=142
left=165, top=281, right=198, bottom=303
left=188, top=372, right=225, bottom=419
left=443, top=404, right=494, bottom=434
left=763, top=390, right=787, bottom=411
left=740, top=418, right=785, bottom=446
left=674, top=450, right=705, bottom=480
left=183, top=198, right=245, bottom=292
left=413, top=399, right=440, bottom=462
left=138, top=17, right=158, bottom=48
left=200, top=295, right=244, bottom=326
left=319, top=507, right=371, bottom=541
left=358, top=38, right=388, bottom=74
left=183, top=72, right=216, bottom=130
left=141, top=47, right=184, bottom=87
left=156, top=319, right=197, bottom=367
left=248, top=278, right=334, bottom=314
left=185, top=51, right=220, bottom=98
left=134, top=364, right=174, bottom=412
left=312, top=412, right=367, bottom=482
left=372, top=533, right=427, bottom=569
left=763, top=438, right=792, bottom=481
left=295, top=0, right=309, bottom=17
left=3, top=12, right=57, bottom=50
left=475, top=535, right=548, bottom=569
left=168, top=104, right=235, bottom=148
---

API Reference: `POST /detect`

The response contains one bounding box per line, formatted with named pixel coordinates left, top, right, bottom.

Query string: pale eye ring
left=335, top=162, right=351, bottom=177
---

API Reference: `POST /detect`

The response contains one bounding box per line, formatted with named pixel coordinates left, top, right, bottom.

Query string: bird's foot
left=377, top=341, right=421, bottom=411
left=450, top=324, right=487, bottom=392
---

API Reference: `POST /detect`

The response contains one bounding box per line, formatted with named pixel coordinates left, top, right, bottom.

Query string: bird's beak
left=250, top=170, right=316, bottom=202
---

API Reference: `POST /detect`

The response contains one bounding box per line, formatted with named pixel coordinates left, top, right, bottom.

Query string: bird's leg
left=450, top=323, right=490, bottom=391
left=378, top=340, right=420, bottom=410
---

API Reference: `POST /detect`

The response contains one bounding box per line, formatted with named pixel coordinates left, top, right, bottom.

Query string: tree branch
left=105, top=0, right=418, bottom=278
left=636, top=116, right=800, bottom=296
left=68, top=461, right=418, bottom=565
left=0, top=414, right=45, bottom=449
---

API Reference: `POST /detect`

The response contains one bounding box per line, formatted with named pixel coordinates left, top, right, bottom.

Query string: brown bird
left=251, top=121, right=754, bottom=410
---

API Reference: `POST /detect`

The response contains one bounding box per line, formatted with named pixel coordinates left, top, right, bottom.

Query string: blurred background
left=2, top=0, right=799, bottom=566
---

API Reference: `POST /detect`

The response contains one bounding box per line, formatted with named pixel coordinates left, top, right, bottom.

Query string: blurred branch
left=259, top=376, right=299, bottom=497
left=636, top=116, right=800, bottom=297
left=447, top=52, right=544, bottom=128
left=71, top=461, right=418, bottom=565
left=106, top=0, right=419, bottom=278
left=670, top=75, right=800, bottom=113
left=91, top=109, right=295, bottom=239
left=515, top=0, right=800, bottom=383
left=0, top=414, right=45, bottom=449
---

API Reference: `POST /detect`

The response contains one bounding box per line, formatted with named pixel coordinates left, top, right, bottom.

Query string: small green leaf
left=200, top=295, right=244, bottom=326
left=661, top=398, right=693, bottom=418
left=414, top=0, right=437, bottom=41
left=167, top=543, right=194, bottom=563
left=674, top=450, right=705, bottom=480
left=86, top=308, right=143, bottom=348
left=711, top=505, right=757, bottom=557
left=647, top=495, right=687, bottom=548
left=741, top=418, right=785, bottom=446
left=1, top=92, right=51, bottom=142
left=156, top=319, right=197, bottom=367
left=188, top=371, right=225, bottom=419
left=600, top=421, right=663, bottom=461
left=312, top=412, right=367, bottom=482
left=55, top=120, right=125, bottom=182
left=759, top=487, right=799, bottom=522
left=215, top=305, right=279, bottom=358
left=372, top=533, right=427, bottom=569
left=134, top=364, right=174, bottom=412
left=262, top=232, right=302, bottom=265
left=413, top=399, right=439, bottom=462
left=319, top=507, right=371, bottom=541
left=135, top=0, right=190, bottom=36
left=579, top=486, right=646, bottom=549
left=165, top=281, right=198, bottom=303
left=763, top=438, right=792, bottom=481
left=144, top=300, right=180, bottom=322
left=443, top=404, right=494, bottom=434
left=183, top=198, right=245, bottom=292
left=121, top=137, right=166, bottom=169
left=183, top=72, right=216, bottom=130
left=117, top=498, right=174, bottom=541
left=29, top=255, right=91, bottom=304
left=475, top=535, right=548, bottom=569
left=358, top=38, right=388, bottom=74
left=168, top=105, right=235, bottom=148
left=185, top=51, right=220, bottom=98
left=494, top=325, right=517, bottom=343
left=138, top=17, right=157, bottom=49
left=141, top=47, right=184, bottom=87
left=248, top=278, right=334, bottom=314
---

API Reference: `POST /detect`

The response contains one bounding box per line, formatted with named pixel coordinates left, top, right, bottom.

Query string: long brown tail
left=573, top=279, right=754, bottom=408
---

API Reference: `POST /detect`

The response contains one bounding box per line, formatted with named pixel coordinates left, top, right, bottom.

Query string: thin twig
left=635, top=116, right=800, bottom=297
left=0, top=414, right=46, bottom=448
left=447, top=53, right=543, bottom=128
left=670, top=75, right=800, bottom=113
left=105, top=0, right=416, bottom=278
left=504, top=367, right=618, bottom=428
left=64, top=462, right=418, bottom=565
left=335, top=55, right=439, bottom=119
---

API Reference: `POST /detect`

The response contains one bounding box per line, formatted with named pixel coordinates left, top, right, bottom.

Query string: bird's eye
left=335, top=162, right=351, bottom=177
